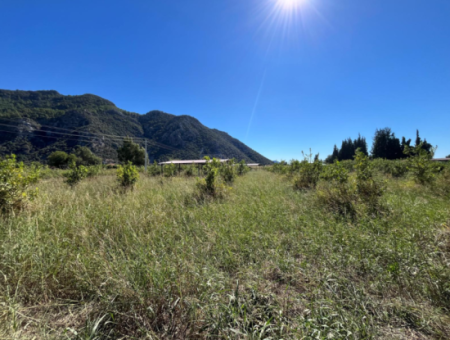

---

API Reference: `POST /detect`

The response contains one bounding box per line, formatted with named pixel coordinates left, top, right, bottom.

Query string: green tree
left=325, top=145, right=339, bottom=164
left=338, top=138, right=355, bottom=161
left=400, top=137, right=412, bottom=158
left=414, top=130, right=433, bottom=153
left=117, top=138, right=145, bottom=166
left=74, top=146, right=101, bottom=166
left=371, top=128, right=402, bottom=160
left=47, top=151, right=69, bottom=168
left=354, top=134, right=368, bottom=156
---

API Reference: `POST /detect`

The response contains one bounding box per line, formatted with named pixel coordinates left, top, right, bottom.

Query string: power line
left=0, top=117, right=148, bottom=141
left=0, top=122, right=180, bottom=153
left=0, top=117, right=182, bottom=152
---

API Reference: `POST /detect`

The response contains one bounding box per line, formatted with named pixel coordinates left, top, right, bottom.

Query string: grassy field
left=1, top=170, right=449, bottom=339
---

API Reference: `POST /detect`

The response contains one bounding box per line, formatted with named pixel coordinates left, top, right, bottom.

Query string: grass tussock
left=0, top=170, right=450, bottom=339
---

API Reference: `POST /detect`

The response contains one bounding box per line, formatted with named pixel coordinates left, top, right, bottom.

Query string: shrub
left=195, top=157, right=230, bottom=200
left=148, top=161, right=162, bottom=176
left=0, top=154, right=40, bottom=212
left=317, top=161, right=354, bottom=216
left=387, top=160, right=408, bottom=178
left=288, top=160, right=302, bottom=176
left=354, top=149, right=384, bottom=207
left=316, top=150, right=384, bottom=218
left=163, top=163, right=177, bottom=177
left=183, top=164, right=197, bottom=177
left=320, top=161, right=349, bottom=184
left=64, top=161, right=88, bottom=187
left=404, top=143, right=439, bottom=184
left=269, top=161, right=288, bottom=174
left=117, top=162, right=139, bottom=188
left=340, top=160, right=355, bottom=172
left=220, top=159, right=237, bottom=183
left=47, top=151, right=69, bottom=168
left=292, top=156, right=323, bottom=190
left=316, top=181, right=357, bottom=217
left=86, top=165, right=102, bottom=178
left=237, top=160, right=250, bottom=176
left=371, top=159, right=408, bottom=178
left=435, top=166, right=450, bottom=198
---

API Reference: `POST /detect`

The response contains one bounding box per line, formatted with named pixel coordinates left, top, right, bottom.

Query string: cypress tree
left=371, top=128, right=402, bottom=159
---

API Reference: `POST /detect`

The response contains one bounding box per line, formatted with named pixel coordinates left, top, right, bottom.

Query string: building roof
left=431, top=158, right=450, bottom=161
left=158, top=159, right=229, bottom=165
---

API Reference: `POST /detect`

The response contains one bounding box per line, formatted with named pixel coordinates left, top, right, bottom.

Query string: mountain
left=0, top=89, right=272, bottom=164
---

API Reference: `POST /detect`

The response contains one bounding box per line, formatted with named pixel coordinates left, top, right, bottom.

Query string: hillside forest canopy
left=0, top=89, right=272, bottom=165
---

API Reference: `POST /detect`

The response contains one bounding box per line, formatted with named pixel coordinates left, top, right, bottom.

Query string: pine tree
left=371, top=128, right=402, bottom=159
left=354, top=134, right=368, bottom=156
left=415, top=129, right=422, bottom=147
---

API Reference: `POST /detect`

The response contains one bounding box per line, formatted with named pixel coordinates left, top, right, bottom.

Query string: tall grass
left=0, top=171, right=449, bottom=339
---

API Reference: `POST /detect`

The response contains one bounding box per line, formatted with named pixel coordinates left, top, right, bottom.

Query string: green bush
left=320, top=161, right=349, bottom=184
left=316, top=150, right=384, bottom=218
left=404, top=144, right=439, bottom=184
left=47, top=151, right=69, bottom=168
left=117, top=161, right=139, bottom=188
left=435, top=165, right=450, bottom=198
left=340, top=160, right=355, bottom=172
left=269, top=161, right=288, bottom=174
left=387, top=160, right=408, bottom=178
left=148, top=161, right=162, bottom=176
left=64, top=161, right=88, bottom=187
left=183, top=164, right=197, bottom=177
left=0, top=154, right=40, bottom=212
left=293, top=158, right=323, bottom=190
left=0, top=155, right=40, bottom=212
left=371, top=159, right=408, bottom=178
left=220, top=159, right=237, bottom=183
left=237, top=160, right=250, bottom=176
left=195, top=157, right=230, bottom=200
left=354, top=149, right=384, bottom=207
left=163, top=163, right=178, bottom=177
left=86, top=165, right=102, bottom=178
left=316, top=181, right=357, bottom=217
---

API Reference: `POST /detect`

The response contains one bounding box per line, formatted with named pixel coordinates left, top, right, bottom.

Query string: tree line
left=325, top=128, right=434, bottom=163
left=47, top=138, right=146, bottom=168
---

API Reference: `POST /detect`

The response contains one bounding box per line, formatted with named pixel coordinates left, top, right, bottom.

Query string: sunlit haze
left=276, top=0, right=306, bottom=10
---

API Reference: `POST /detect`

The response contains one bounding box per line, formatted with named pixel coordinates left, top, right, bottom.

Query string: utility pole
left=145, top=139, right=148, bottom=171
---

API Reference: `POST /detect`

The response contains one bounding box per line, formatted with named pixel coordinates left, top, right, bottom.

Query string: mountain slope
left=0, top=89, right=272, bottom=164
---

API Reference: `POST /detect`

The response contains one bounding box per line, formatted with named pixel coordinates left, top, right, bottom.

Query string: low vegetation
left=0, top=154, right=39, bottom=212
left=117, top=161, right=139, bottom=188
left=0, top=152, right=449, bottom=339
left=64, top=161, right=88, bottom=187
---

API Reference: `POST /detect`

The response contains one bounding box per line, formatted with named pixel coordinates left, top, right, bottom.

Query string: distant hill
left=0, top=89, right=272, bottom=164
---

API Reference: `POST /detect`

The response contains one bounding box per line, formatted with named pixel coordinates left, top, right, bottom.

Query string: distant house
left=431, top=158, right=450, bottom=162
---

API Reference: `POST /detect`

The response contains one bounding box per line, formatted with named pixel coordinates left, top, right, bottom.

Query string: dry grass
left=0, top=171, right=449, bottom=339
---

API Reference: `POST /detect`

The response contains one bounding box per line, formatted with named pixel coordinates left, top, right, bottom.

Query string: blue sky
left=1, top=0, right=449, bottom=160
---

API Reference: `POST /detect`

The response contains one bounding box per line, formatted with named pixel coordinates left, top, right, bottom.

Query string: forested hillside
left=0, top=89, right=272, bottom=164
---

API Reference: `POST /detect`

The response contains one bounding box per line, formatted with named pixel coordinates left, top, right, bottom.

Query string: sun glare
left=277, top=0, right=305, bottom=10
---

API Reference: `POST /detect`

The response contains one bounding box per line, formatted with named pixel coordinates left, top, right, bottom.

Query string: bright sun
left=277, top=0, right=305, bottom=10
